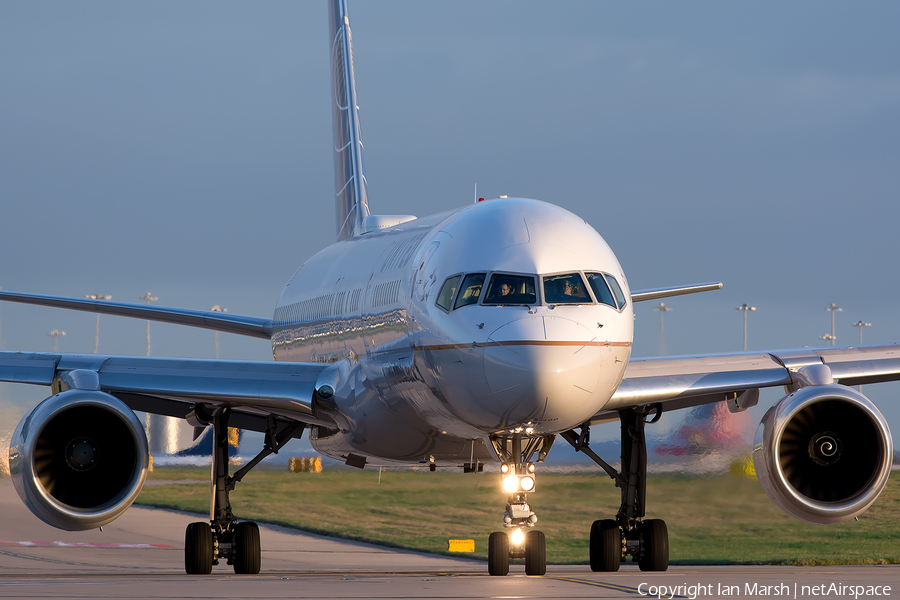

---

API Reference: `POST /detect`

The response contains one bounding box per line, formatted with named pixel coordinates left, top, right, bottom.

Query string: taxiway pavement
left=0, top=478, right=896, bottom=599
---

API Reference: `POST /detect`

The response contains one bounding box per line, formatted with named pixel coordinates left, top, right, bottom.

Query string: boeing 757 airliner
left=1, top=0, right=896, bottom=577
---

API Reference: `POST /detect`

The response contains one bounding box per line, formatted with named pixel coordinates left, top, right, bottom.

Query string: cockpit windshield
left=435, top=275, right=461, bottom=311
left=586, top=272, right=626, bottom=309
left=454, top=273, right=485, bottom=309
left=543, top=273, right=591, bottom=304
left=483, top=274, right=537, bottom=305
left=585, top=273, right=616, bottom=308
left=605, top=275, right=626, bottom=308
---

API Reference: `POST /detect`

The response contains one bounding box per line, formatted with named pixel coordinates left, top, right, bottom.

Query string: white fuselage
left=272, top=198, right=633, bottom=465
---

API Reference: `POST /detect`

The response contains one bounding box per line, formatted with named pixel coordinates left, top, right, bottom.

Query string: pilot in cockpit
left=486, top=278, right=515, bottom=303
left=563, top=279, right=587, bottom=300
left=545, top=274, right=589, bottom=303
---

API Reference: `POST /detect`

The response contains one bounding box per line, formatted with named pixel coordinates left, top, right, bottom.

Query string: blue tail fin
left=329, top=0, right=370, bottom=241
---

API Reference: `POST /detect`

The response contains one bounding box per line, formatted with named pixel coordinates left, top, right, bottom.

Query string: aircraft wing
left=0, top=351, right=336, bottom=433
left=0, top=291, right=274, bottom=339
left=630, top=282, right=723, bottom=303
left=593, top=343, right=900, bottom=423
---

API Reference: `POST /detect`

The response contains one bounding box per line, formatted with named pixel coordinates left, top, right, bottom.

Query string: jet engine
left=752, top=385, right=892, bottom=525
left=8, top=389, right=149, bottom=531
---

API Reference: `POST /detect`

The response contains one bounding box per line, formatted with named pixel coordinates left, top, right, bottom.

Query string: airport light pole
left=141, top=292, right=158, bottom=356
left=85, top=294, right=112, bottom=353
left=210, top=305, right=227, bottom=359
left=819, top=333, right=835, bottom=346
left=141, top=291, right=181, bottom=456
left=851, top=320, right=871, bottom=391
left=48, top=329, right=66, bottom=352
left=653, top=302, right=672, bottom=355
left=826, top=303, right=842, bottom=346
left=736, top=304, right=756, bottom=351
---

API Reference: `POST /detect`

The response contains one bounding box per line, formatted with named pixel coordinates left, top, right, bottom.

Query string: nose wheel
left=524, top=530, right=546, bottom=576
left=487, top=531, right=509, bottom=576
left=486, top=434, right=552, bottom=576
left=487, top=529, right=546, bottom=576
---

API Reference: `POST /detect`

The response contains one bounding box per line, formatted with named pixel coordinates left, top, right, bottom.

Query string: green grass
left=137, top=467, right=900, bottom=565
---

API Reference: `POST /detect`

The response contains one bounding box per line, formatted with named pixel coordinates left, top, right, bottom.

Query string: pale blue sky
left=1, top=1, right=898, bottom=445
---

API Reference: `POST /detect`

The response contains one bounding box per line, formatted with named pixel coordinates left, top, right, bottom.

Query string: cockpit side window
left=604, top=274, right=627, bottom=309
left=586, top=273, right=617, bottom=308
left=435, top=275, right=461, bottom=312
left=543, top=273, right=591, bottom=304
left=483, top=274, right=537, bottom=305
left=454, top=273, right=486, bottom=309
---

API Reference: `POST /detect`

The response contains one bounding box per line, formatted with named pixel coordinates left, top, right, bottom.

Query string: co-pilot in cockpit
left=483, top=275, right=537, bottom=305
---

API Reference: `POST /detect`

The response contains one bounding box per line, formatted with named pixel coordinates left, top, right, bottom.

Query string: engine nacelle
left=753, top=385, right=892, bottom=525
left=8, top=389, right=149, bottom=531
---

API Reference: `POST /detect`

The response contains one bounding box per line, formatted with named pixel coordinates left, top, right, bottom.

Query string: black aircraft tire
left=488, top=532, right=509, bottom=576
left=589, top=519, right=621, bottom=572
left=233, top=521, right=262, bottom=574
left=184, top=522, right=213, bottom=575
left=524, top=530, right=546, bottom=576
left=638, top=519, right=669, bottom=572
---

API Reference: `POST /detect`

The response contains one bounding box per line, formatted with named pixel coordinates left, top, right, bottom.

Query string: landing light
left=510, top=528, right=525, bottom=546
left=500, top=469, right=537, bottom=493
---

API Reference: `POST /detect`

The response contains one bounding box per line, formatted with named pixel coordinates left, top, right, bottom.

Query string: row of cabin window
left=435, top=272, right=626, bottom=312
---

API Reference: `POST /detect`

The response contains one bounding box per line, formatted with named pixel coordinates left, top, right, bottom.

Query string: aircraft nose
left=483, top=316, right=605, bottom=431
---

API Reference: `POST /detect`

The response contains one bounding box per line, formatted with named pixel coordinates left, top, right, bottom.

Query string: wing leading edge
left=595, top=343, right=900, bottom=423
left=0, top=351, right=337, bottom=433
left=0, top=291, right=274, bottom=339
left=630, top=282, right=723, bottom=303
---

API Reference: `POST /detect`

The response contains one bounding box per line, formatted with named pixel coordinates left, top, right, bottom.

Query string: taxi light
left=502, top=475, right=520, bottom=493
left=520, top=476, right=535, bottom=491
left=510, top=528, right=525, bottom=546
left=527, top=462, right=536, bottom=473
left=500, top=463, right=511, bottom=474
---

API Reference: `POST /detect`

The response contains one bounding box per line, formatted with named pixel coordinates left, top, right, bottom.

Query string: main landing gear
left=183, top=408, right=304, bottom=575
left=486, top=434, right=553, bottom=576
left=561, top=406, right=669, bottom=572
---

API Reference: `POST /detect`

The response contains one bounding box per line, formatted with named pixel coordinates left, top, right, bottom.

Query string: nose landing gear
left=487, top=434, right=552, bottom=576
left=563, top=406, right=669, bottom=572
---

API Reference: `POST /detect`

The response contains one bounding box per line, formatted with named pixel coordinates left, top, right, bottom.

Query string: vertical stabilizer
left=329, top=0, right=370, bottom=241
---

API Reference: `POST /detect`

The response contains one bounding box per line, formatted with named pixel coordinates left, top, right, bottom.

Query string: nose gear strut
left=486, top=433, right=553, bottom=576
